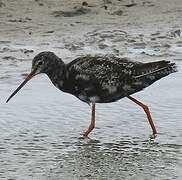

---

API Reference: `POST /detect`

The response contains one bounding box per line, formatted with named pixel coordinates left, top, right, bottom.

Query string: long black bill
left=6, top=71, right=35, bottom=103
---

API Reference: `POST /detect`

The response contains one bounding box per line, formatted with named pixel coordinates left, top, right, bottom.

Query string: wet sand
left=0, top=0, right=182, bottom=179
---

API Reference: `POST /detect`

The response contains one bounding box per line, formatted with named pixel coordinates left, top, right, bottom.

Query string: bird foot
left=80, top=131, right=89, bottom=137
left=81, top=125, right=95, bottom=137
left=149, top=133, right=157, bottom=141
left=78, top=135, right=89, bottom=139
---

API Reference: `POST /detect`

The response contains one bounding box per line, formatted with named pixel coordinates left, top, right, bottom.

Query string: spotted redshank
left=6, top=52, right=177, bottom=137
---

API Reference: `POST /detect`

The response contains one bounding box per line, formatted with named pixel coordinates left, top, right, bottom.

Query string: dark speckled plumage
left=31, top=52, right=177, bottom=104
left=6, top=51, right=178, bottom=137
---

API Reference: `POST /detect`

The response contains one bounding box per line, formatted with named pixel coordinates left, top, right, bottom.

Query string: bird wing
left=67, top=55, right=138, bottom=85
left=66, top=56, right=177, bottom=103
left=66, top=55, right=140, bottom=102
left=132, top=61, right=177, bottom=80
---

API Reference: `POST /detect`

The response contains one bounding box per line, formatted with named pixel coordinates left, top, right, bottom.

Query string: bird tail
left=134, top=61, right=177, bottom=81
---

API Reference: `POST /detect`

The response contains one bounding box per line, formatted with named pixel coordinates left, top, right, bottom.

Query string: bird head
left=6, top=51, right=62, bottom=103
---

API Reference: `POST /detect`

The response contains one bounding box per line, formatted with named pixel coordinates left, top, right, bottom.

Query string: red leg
left=82, top=103, right=96, bottom=137
left=128, top=96, right=157, bottom=136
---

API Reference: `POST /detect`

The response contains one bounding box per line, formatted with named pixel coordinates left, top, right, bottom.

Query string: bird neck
left=46, top=60, right=66, bottom=87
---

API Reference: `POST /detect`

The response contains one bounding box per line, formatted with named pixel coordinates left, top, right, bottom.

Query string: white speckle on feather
left=78, top=94, right=87, bottom=101
left=123, top=69, right=128, bottom=74
left=133, top=81, right=142, bottom=86
left=75, top=86, right=79, bottom=91
left=89, top=96, right=100, bottom=102
left=128, top=70, right=132, bottom=75
left=123, top=84, right=132, bottom=91
left=104, top=85, right=117, bottom=94
left=84, top=87, right=93, bottom=91
left=73, top=64, right=79, bottom=70
left=127, top=63, right=134, bottom=68
left=75, top=74, right=90, bottom=81
left=149, top=75, right=155, bottom=80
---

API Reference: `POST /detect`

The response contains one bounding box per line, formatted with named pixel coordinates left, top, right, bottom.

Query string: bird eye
left=38, top=61, right=43, bottom=66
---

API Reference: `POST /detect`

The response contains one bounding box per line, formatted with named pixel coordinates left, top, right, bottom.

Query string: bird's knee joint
left=143, top=105, right=149, bottom=111
left=90, top=124, right=95, bottom=129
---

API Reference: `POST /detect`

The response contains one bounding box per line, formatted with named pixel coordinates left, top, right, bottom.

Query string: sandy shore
left=0, top=0, right=182, bottom=85
left=0, top=0, right=182, bottom=59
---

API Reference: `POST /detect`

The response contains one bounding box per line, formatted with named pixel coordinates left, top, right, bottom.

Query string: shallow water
left=0, top=61, right=182, bottom=179
left=1, top=0, right=182, bottom=179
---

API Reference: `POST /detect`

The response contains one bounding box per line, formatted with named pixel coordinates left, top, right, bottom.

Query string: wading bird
left=6, top=52, right=177, bottom=137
